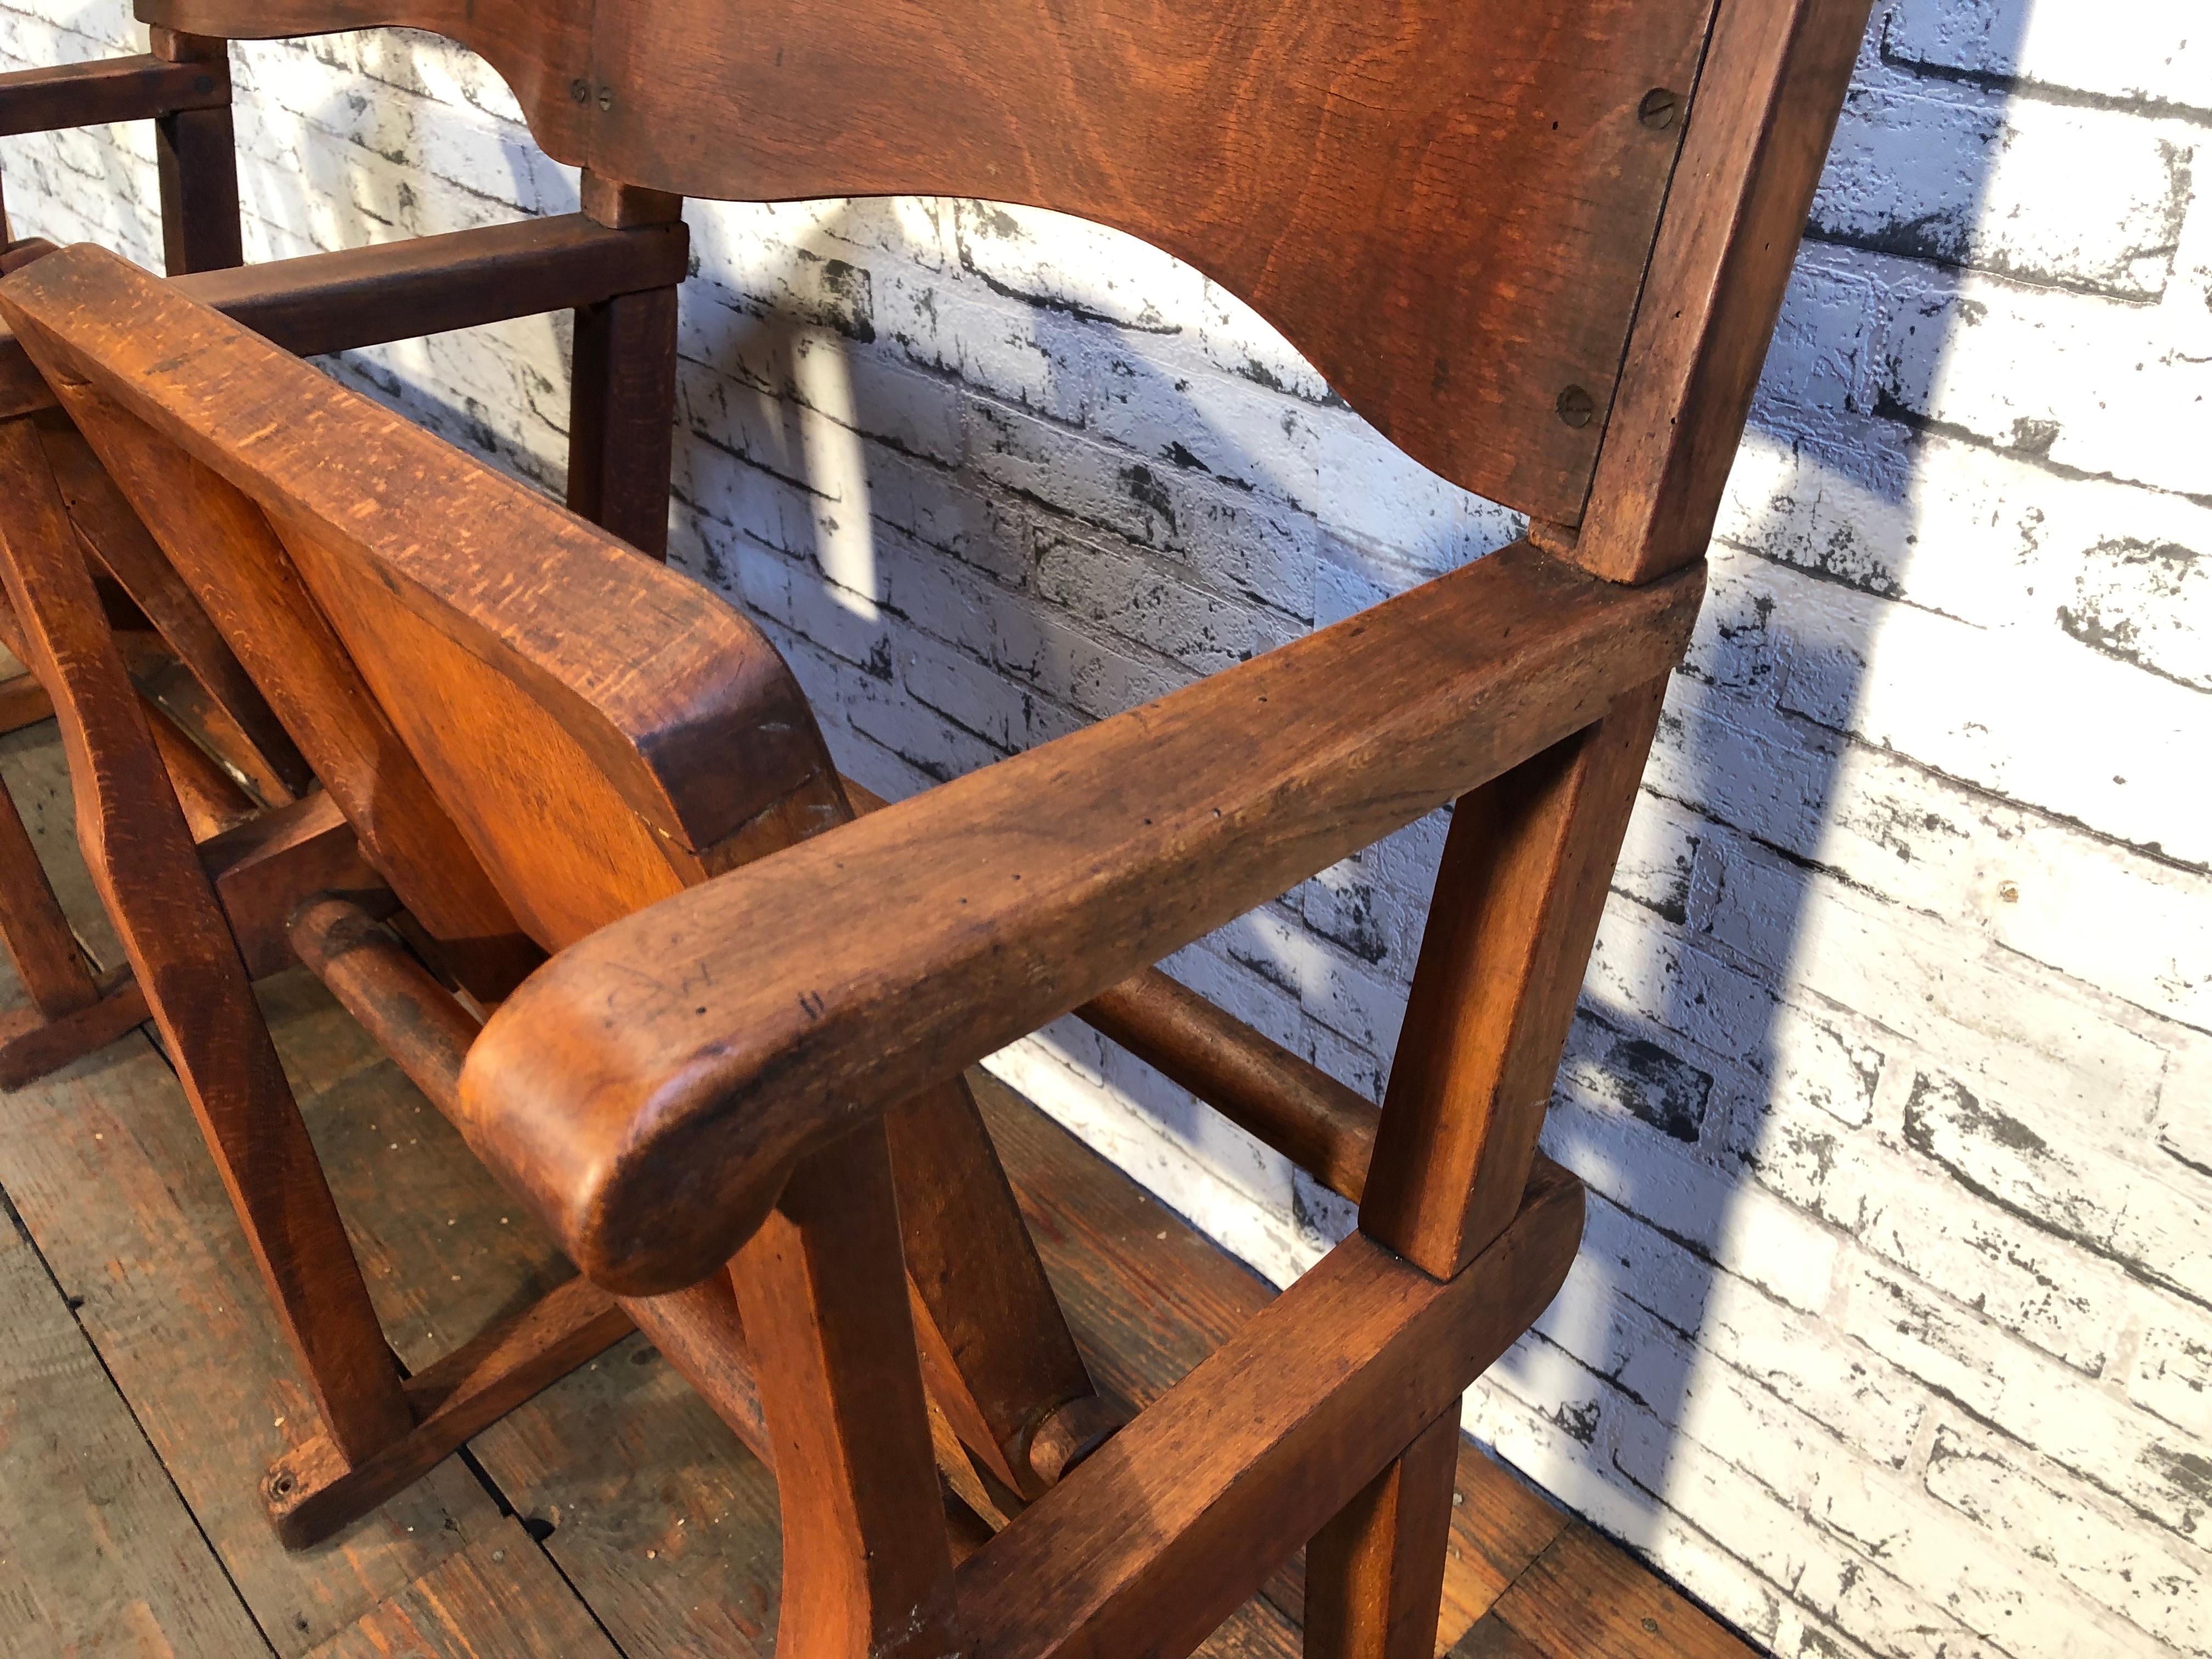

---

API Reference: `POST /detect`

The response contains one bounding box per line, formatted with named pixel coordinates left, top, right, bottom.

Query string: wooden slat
left=461, top=541, right=1702, bottom=1295
left=182, top=211, right=690, bottom=360
left=974, top=1073, right=1573, bottom=1649
left=1489, top=1525, right=1753, bottom=1659
left=0, top=1187, right=269, bottom=1658
left=4, top=247, right=821, bottom=864
left=0, top=53, right=227, bottom=138
left=0, top=1031, right=511, bottom=1655
left=41, top=413, right=311, bottom=799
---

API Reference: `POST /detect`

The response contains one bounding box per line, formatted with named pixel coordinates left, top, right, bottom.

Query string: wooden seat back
left=144, top=0, right=1723, bottom=529
left=1, top=243, right=840, bottom=957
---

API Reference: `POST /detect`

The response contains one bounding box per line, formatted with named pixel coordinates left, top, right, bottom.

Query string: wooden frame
left=0, top=0, right=1876, bottom=1650
left=0, top=9, right=696, bottom=1088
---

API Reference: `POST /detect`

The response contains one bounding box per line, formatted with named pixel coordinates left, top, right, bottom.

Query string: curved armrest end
left=455, top=928, right=828, bottom=1296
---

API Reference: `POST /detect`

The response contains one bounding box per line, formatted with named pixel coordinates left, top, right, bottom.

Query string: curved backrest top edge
left=139, top=0, right=1746, bottom=526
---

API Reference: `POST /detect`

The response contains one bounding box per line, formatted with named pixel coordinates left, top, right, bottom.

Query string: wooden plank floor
left=0, top=713, right=1753, bottom=1659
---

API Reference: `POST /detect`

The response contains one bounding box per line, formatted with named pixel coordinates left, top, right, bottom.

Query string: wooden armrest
left=0, top=215, right=690, bottom=418
left=457, top=541, right=1702, bottom=1295
left=0, top=53, right=228, bottom=139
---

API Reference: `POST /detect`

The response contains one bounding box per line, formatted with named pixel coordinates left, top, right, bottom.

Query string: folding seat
left=0, top=0, right=1873, bottom=1647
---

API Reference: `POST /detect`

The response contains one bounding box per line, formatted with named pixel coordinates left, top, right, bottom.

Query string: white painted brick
left=1876, top=266, right=2210, bottom=501
left=1842, top=1256, right=2209, bottom=1541
left=1807, top=1451, right=2172, bottom=1659
left=1544, top=1094, right=1842, bottom=1315
left=2128, top=1293, right=2212, bottom=1442
left=1902, top=1066, right=2211, bottom=1311
left=1815, top=80, right=2192, bottom=300
left=1926, top=1419, right=2212, bottom=1655
left=1885, top=0, right=2212, bottom=114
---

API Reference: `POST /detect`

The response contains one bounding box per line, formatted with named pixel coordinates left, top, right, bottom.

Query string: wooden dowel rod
left=839, top=773, right=1381, bottom=1204
left=289, top=894, right=477, bottom=1116
left=1075, top=969, right=1380, bottom=1204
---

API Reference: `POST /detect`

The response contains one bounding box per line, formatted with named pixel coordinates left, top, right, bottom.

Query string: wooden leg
left=155, top=106, right=243, bottom=276
left=0, top=769, right=97, bottom=1020
left=731, top=1121, right=956, bottom=1659
left=1304, top=1411, right=1462, bottom=1659
left=566, top=284, right=679, bottom=558
left=0, top=416, right=409, bottom=1466
left=1360, top=678, right=1671, bottom=1279
left=888, top=1076, right=1118, bottom=1499
left=266, top=1276, right=634, bottom=1548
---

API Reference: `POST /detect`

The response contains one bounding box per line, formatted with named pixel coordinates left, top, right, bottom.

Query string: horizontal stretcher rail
left=844, top=774, right=1383, bottom=1205
left=0, top=213, right=689, bottom=417
left=0, top=53, right=228, bottom=138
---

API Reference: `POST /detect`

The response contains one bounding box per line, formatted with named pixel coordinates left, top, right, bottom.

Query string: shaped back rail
left=151, top=0, right=1702, bottom=533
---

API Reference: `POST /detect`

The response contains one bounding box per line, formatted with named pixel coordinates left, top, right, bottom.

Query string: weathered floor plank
left=0, top=1184, right=272, bottom=1658
left=0, top=726, right=592, bottom=1658
left=304, top=1519, right=625, bottom=1659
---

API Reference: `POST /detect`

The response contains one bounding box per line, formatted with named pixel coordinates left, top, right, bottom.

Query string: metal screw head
left=570, top=77, right=589, bottom=103
left=270, top=1470, right=297, bottom=1498
left=1556, top=385, right=1596, bottom=428
left=191, top=74, right=215, bottom=94
left=1639, top=87, right=1679, bottom=129
left=597, top=86, right=615, bottom=111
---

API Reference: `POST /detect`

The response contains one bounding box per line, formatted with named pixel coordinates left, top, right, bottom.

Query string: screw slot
left=570, top=77, right=590, bottom=103
left=1639, top=87, right=1679, bottom=129
left=1556, top=385, right=1596, bottom=428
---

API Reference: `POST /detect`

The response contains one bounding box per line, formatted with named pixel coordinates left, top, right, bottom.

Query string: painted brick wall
left=1, top=3, right=2205, bottom=1656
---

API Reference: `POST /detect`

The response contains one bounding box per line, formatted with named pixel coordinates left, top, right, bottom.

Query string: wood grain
left=0, top=52, right=228, bottom=137
left=1571, top=0, right=1879, bottom=580
left=144, top=0, right=1712, bottom=523
left=0, top=413, right=411, bottom=1464
left=462, top=543, right=1700, bottom=1293
left=1489, top=1525, right=1753, bottom=1659
left=303, top=1520, right=625, bottom=1659
left=0, top=1193, right=268, bottom=1658
left=953, top=1163, right=1584, bottom=1659
left=1361, top=680, right=1672, bottom=1279
left=1305, top=1412, right=1464, bottom=1659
